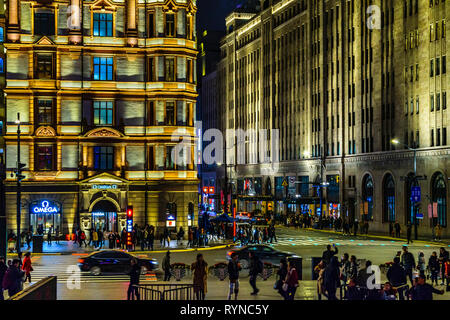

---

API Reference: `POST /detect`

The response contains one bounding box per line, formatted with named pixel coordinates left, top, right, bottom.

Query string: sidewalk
left=9, top=238, right=234, bottom=256
left=277, top=225, right=450, bottom=246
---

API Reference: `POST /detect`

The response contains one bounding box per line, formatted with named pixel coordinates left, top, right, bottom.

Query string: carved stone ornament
left=86, top=128, right=122, bottom=138
left=35, top=126, right=56, bottom=137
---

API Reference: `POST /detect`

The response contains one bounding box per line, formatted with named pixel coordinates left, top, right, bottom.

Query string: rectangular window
left=437, top=128, right=441, bottom=146
left=36, top=146, right=54, bottom=171
left=164, top=57, right=175, bottom=81
left=430, top=59, right=434, bottom=77
left=93, top=13, right=113, bottom=37
left=34, top=12, right=55, bottom=36
left=165, top=145, right=175, bottom=170
left=431, top=94, right=435, bottom=111
left=443, top=56, right=447, bottom=74
left=165, top=102, right=175, bottom=125
left=93, top=57, right=113, bottom=80
left=165, top=13, right=175, bottom=37
left=437, top=57, right=441, bottom=75
left=444, top=92, right=447, bottom=109
left=148, top=13, right=155, bottom=37
left=431, top=129, right=434, bottom=147
left=437, top=93, right=441, bottom=111
left=444, top=128, right=447, bottom=145
left=93, top=101, right=114, bottom=126
left=35, top=53, right=54, bottom=79
left=36, top=99, right=53, bottom=125
left=148, top=57, right=155, bottom=81
left=186, top=14, right=192, bottom=40
left=94, top=146, right=114, bottom=170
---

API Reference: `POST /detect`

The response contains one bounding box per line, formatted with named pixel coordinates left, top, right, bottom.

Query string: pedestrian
left=344, top=278, right=363, bottom=300
left=353, top=219, right=358, bottom=236
left=323, top=256, right=340, bottom=300
left=389, top=222, right=394, bottom=238
left=406, top=222, right=413, bottom=244
left=98, top=229, right=104, bottom=249
left=92, top=229, right=98, bottom=248
left=380, top=282, right=397, bottom=300
left=55, top=226, right=60, bottom=245
left=283, top=260, right=299, bottom=300
left=163, top=227, right=170, bottom=247
left=401, top=246, right=416, bottom=286
left=409, top=274, right=444, bottom=300
left=191, top=254, right=208, bottom=300
left=47, top=229, right=52, bottom=246
left=25, top=231, right=32, bottom=250
left=417, top=252, right=426, bottom=278
left=108, top=232, right=115, bottom=249
left=227, top=252, right=241, bottom=300
left=444, top=258, right=450, bottom=291
left=2, top=259, right=24, bottom=298
left=177, top=227, right=185, bottom=246
left=162, top=251, right=171, bottom=281
left=314, top=261, right=326, bottom=299
left=394, top=221, right=401, bottom=238
left=340, top=253, right=351, bottom=285
left=187, top=227, right=193, bottom=248
left=439, top=247, right=449, bottom=285
left=387, top=257, right=407, bottom=300
left=275, top=259, right=288, bottom=298
left=22, top=252, right=33, bottom=283
left=349, top=255, right=359, bottom=280
left=322, top=244, right=338, bottom=265
left=248, top=252, right=262, bottom=295
left=428, top=251, right=440, bottom=286
left=80, top=231, right=87, bottom=247
left=127, top=258, right=140, bottom=300
left=0, top=256, right=7, bottom=300
left=436, top=224, right=442, bottom=241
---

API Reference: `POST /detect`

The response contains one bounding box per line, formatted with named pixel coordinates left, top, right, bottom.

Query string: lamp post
left=0, top=150, right=6, bottom=259
left=14, top=113, right=25, bottom=254
left=391, top=139, right=421, bottom=240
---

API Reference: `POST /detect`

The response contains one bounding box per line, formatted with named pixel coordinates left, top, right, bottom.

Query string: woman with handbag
left=22, top=252, right=33, bottom=283
left=275, top=259, right=288, bottom=298
left=283, top=260, right=299, bottom=300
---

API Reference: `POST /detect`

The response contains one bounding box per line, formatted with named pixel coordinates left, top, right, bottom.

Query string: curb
left=9, top=243, right=236, bottom=257
left=278, top=225, right=448, bottom=247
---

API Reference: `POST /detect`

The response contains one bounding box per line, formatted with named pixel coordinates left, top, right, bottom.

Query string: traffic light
left=126, top=205, right=133, bottom=248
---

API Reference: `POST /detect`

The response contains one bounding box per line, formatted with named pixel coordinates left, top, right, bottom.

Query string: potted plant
left=209, top=262, right=229, bottom=281
left=170, top=263, right=190, bottom=281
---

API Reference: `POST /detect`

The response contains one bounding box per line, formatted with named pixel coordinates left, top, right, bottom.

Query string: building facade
left=218, top=0, right=449, bottom=237
left=4, top=0, right=198, bottom=236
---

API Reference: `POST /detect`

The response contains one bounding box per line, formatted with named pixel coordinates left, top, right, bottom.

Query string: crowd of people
left=313, top=244, right=450, bottom=300
left=0, top=252, right=33, bottom=300
left=235, top=224, right=277, bottom=245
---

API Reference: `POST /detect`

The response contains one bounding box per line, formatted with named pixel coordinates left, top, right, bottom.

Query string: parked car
left=252, top=215, right=269, bottom=225
left=226, top=245, right=300, bottom=269
left=78, top=250, right=158, bottom=276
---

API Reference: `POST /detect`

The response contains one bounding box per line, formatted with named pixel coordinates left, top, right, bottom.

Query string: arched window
left=362, top=174, right=374, bottom=221
left=383, top=174, right=396, bottom=223
left=405, top=172, right=418, bottom=224
left=432, top=173, right=447, bottom=227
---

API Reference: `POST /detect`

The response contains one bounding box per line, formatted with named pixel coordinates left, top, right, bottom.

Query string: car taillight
left=78, top=258, right=85, bottom=264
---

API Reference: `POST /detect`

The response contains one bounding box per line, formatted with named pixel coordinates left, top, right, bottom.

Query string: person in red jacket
left=284, top=260, right=299, bottom=300
left=22, top=252, right=33, bottom=283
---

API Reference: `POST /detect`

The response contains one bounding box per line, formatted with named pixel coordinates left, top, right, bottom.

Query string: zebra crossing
left=269, top=235, right=404, bottom=247
left=28, top=263, right=158, bottom=284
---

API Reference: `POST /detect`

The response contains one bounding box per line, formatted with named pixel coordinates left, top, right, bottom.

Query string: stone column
left=7, top=0, right=20, bottom=41
left=68, top=0, right=82, bottom=44
left=126, top=0, right=137, bottom=46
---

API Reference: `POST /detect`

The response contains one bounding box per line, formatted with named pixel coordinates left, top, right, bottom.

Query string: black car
left=78, top=250, right=159, bottom=276
left=226, top=245, right=300, bottom=269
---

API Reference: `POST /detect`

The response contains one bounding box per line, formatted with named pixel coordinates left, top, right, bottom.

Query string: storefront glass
left=29, top=200, right=61, bottom=234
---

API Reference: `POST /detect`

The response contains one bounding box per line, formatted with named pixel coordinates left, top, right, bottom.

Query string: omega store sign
left=30, top=200, right=62, bottom=234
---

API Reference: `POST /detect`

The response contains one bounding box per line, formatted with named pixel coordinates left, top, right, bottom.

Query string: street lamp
left=391, top=138, right=420, bottom=240
left=14, top=113, right=25, bottom=254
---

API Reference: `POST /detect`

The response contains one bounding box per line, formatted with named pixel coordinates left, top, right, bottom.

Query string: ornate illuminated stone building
left=4, top=0, right=198, bottom=236
left=219, top=0, right=450, bottom=237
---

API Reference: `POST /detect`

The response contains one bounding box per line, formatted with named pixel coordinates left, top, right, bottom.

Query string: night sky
left=197, top=0, right=248, bottom=31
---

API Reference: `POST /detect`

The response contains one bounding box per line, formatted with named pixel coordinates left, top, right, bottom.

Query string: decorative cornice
left=85, top=127, right=123, bottom=138
left=35, top=126, right=56, bottom=137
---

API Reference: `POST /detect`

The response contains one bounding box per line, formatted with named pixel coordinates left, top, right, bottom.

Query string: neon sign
left=31, top=201, right=60, bottom=214
left=92, top=184, right=118, bottom=190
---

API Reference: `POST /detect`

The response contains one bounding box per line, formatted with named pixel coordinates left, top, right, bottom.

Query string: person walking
left=187, top=227, right=193, bottom=248
left=177, top=227, right=185, bottom=246
left=275, top=259, right=288, bottom=298
left=55, top=226, right=60, bottom=245
left=406, top=222, right=413, bottom=244
left=92, top=229, right=98, bottom=248
left=191, top=254, right=208, bottom=300
left=283, top=260, right=299, bottom=300
left=163, top=227, right=170, bottom=248
left=439, top=247, right=449, bottom=285
left=409, top=274, right=444, bottom=300
left=417, top=252, right=426, bottom=278
left=389, top=222, right=394, bottom=238
left=323, top=256, right=341, bottom=300
left=162, top=251, right=171, bottom=281
left=147, top=226, right=154, bottom=251
left=401, top=246, right=416, bottom=286
left=97, top=229, right=103, bottom=249
left=108, top=232, right=115, bottom=249
left=25, top=231, right=32, bottom=250
left=353, top=219, right=358, bottom=236
left=248, top=252, right=262, bottom=295
left=428, top=251, right=440, bottom=286
left=2, top=259, right=24, bottom=298
left=47, top=229, right=52, bottom=246
left=127, top=258, right=141, bottom=300
left=227, top=253, right=241, bottom=300
left=0, top=256, right=7, bottom=300
left=387, top=257, right=407, bottom=300
left=394, top=221, right=401, bottom=238
left=22, top=252, right=33, bottom=284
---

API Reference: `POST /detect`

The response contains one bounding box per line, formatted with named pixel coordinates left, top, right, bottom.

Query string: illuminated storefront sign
left=31, top=200, right=60, bottom=214
left=166, top=215, right=176, bottom=227
left=92, top=184, right=118, bottom=190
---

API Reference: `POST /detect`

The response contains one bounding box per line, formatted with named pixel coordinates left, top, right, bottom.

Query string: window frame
left=92, top=12, right=114, bottom=37
left=35, top=145, right=55, bottom=171
left=92, top=56, right=114, bottom=81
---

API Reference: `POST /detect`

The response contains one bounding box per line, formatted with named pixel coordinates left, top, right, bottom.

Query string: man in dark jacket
left=401, top=246, right=416, bottom=286
left=394, top=221, right=401, bottom=238
left=248, top=252, right=261, bottom=295
left=322, top=244, right=338, bottom=265
left=387, top=257, right=407, bottom=300
left=2, top=259, right=24, bottom=298
left=162, top=251, right=171, bottom=281
left=323, top=256, right=340, bottom=300
left=0, top=256, right=7, bottom=300
left=406, top=222, right=413, bottom=244
left=127, top=258, right=141, bottom=300
left=409, top=274, right=444, bottom=300
left=228, top=253, right=241, bottom=300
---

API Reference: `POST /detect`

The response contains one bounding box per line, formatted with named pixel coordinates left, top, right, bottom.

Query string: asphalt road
left=7, top=227, right=450, bottom=300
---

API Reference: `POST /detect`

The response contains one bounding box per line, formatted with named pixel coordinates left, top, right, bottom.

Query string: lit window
left=94, top=146, right=114, bottom=170
left=36, top=100, right=53, bottom=125
left=35, top=53, right=54, bottom=79
left=93, top=101, right=114, bottom=125
left=36, top=146, right=54, bottom=171
left=93, top=13, right=113, bottom=37
left=165, top=13, right=175, bottom=37
left=93, top=57, right=113, bottom=80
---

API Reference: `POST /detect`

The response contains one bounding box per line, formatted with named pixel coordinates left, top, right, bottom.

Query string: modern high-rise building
left=4, top=0, right=198, bottom=236
left=218, top=0, right=449, bottom=236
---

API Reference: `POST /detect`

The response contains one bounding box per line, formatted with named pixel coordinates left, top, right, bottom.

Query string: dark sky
left=197, top=0, right=245, bottom=31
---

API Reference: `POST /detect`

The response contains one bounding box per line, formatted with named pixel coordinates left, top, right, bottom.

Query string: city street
left=5, top=227, right=450, bottom=300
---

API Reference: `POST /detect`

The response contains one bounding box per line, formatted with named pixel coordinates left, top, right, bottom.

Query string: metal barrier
left=8, top=276, right=57, bottom=300
left=134, top=283, right=197, bottom=301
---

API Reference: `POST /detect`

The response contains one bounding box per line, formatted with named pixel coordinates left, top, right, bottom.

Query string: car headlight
left=150, top=261, right=158, bottom=264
